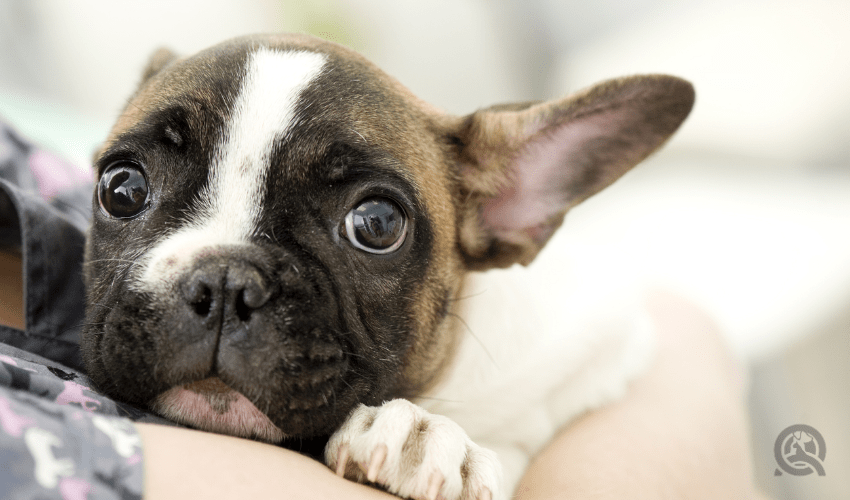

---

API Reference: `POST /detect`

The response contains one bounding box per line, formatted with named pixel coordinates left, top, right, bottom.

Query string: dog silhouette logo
left=774, top=424, right=826, bottom=476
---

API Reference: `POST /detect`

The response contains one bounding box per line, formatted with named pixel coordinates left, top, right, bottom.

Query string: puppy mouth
left=84, top=248, right=382, bottom=439
left=149, top=334, right=352, bottom=440
left=152, top=377, right=288, bottom=443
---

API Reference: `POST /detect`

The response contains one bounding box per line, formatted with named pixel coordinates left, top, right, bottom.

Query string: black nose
left=180, top=259, right=271, bottom=323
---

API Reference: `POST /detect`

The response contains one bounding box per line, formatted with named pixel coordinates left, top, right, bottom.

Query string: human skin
left=0, top=251, right=24, bottom=330
left=0, top=252, right=765, bottom=499
left=514, top=290, right=768, bottom=499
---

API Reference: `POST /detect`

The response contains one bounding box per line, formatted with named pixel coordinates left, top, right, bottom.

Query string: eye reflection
left=344, top=197, right=407, bottom=254
left=98, top=162, right=149, bottom=219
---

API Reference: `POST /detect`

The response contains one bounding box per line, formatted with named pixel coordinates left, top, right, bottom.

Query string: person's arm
left=515, top=290, right=766, bottom=499
left=136, top=423, right=398, bottom=500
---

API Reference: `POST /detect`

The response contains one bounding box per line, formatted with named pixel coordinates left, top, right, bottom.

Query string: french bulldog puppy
left=81, top=34, right=694, bottom=500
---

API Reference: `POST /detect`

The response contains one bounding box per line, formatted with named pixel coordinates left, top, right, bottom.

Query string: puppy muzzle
left=83, top=241, right=368, bottom=438
left=168, top=255, right=276, bottom=376
left=153, top=249, right=350, bottom=433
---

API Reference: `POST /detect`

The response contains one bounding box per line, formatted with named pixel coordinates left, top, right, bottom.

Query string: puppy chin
left=152, top=377, right=287, bottom=443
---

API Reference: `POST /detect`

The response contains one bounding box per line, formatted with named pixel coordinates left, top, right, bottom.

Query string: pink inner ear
left=481, top=112, right=618, bottom=240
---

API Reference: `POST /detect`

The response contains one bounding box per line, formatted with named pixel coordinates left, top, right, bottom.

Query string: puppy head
left=81, top=34, right=693, bottom=441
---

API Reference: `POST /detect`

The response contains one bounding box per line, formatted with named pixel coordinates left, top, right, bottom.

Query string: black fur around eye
left=97, top=162, right=150, bottom=219
left=344, top=197, right=407, bottom=254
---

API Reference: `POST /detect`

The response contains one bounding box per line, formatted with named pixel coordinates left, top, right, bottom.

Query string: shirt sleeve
left=0, top=118, right=149, bottom=498
left=0, top=353, right=145, bottom=500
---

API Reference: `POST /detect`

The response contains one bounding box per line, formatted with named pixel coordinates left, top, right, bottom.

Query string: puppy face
left=82, top=34, right=694, bottom=441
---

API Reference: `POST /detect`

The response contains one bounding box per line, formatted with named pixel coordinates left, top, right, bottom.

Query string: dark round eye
left=344, top=197, right=408, bottom=254
left=97, top=162, right=150, bottom=219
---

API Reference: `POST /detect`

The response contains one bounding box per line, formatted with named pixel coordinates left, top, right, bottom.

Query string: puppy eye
left=344, top=197, right=407, bottom=254
left=97, top=161, right=150, bottom=219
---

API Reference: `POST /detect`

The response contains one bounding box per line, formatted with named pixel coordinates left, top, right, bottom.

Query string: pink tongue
left=152, top=377, right=286, bottom=443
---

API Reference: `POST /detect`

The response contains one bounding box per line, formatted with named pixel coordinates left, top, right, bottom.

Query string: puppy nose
left=181, top=260, right=271, bottom=322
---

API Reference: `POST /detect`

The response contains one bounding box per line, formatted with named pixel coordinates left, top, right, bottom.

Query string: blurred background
left=1, top=0, right=847, bottom=497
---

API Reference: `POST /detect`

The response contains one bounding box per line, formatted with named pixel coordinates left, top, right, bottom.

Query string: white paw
left=326, top=399, right=502, bottom=500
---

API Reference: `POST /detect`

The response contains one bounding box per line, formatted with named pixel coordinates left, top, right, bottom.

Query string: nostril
left=181, top=272, right=217, bottom=318
left=234, top=290, right=253, bottom=322
left=231, top=276, right=270, bottom=323
left=180, top=259, right=271, bottom=325
left=192, top=286, right=213, bottom=317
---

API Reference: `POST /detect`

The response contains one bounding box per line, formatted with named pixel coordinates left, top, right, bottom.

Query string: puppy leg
left=326, top=399, right=502, bottom=500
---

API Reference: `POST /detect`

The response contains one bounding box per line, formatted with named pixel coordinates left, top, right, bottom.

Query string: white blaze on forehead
left=202, top=48, right=326, bottom=239
left=139, top=48, right=327, bottom=290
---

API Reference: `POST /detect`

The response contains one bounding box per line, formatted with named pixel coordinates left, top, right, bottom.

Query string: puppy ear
left=140, top=47, right=179, bottom=83
left=453, top=75, right=694, bottom=270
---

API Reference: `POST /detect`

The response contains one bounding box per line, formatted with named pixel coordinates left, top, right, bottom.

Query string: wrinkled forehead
left=104, top=35, right=428, bottom=176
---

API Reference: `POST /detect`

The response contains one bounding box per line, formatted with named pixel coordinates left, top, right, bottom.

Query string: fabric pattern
left=0, top=117, right=169, bottom=499
left=0, top=347, right=145, bottom=500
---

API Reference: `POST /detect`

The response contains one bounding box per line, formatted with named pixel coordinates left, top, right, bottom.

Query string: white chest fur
left=416, top=232, right=657, bottom=491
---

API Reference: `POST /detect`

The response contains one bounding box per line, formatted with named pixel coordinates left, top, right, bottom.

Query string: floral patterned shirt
left=0, top=118, right=172, bottom=500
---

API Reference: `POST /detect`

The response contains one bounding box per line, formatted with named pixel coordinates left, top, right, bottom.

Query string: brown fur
left=98, top=33, right=471, bottom=407
left=90, top=33, right=693, bottom=439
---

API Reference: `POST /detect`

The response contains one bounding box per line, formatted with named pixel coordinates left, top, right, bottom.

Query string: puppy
left=81, top=33, right=694, bottom=499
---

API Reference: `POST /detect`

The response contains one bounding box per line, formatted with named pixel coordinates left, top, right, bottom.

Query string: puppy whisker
left=85, top=258, right=138, bottom=265
left=79, top=323, right=109, bottom=330
left=412, top=396, right=464, bottom=404
left=337, top=377, right=361, bottom=406
left=88, top=302, right=116, bottom=311
left=352, top=128, right=367, bottom=144
left=446, top=312, right=498, bottom=369
left=447, top=290, right=486, bottom=304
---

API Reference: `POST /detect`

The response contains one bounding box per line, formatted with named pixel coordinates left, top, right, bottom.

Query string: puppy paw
left=326, top=399, right=502, bottom=500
